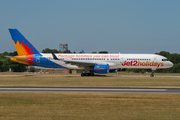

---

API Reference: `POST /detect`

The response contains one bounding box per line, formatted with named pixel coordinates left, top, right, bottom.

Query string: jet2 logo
left=122, top=60, right=163, bottom=67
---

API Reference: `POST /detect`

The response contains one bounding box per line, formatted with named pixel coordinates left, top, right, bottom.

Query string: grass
left=0, top=93, right=180, bottom=120
left=1, top=71, right=180, bottom=76
left=0, top=72, right=180, bottom=119
left=0, top=75, right=180, bottom=87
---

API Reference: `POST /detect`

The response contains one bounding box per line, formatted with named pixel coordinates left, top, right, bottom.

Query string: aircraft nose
left=169, top=62, right=173, bottom=67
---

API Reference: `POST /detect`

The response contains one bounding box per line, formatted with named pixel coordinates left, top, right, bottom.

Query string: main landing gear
left=81, top=73, right=94, bottom=76
left=150, top=70, right=154, bottom=77
left=81, top=67, right=94, bottom=76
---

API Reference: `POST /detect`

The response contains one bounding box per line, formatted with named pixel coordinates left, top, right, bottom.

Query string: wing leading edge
left=50, top=50, right=96, bottom=67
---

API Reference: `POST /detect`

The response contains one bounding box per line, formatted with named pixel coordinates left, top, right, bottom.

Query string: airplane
left=7, top=28, right=173, bottom=77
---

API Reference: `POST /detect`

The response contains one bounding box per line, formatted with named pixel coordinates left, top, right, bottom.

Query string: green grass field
left=0, top=93, right=180, bottom=120
left=0, top=73, right=180, bottom=87
left=0, top=72, right=180, bottom=119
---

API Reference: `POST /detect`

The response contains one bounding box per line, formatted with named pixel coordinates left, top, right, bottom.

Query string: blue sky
left=0, top=0, right=180, bottom=54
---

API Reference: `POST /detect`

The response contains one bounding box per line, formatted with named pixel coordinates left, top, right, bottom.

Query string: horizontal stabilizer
left=5, top=56, right=30, bottom=61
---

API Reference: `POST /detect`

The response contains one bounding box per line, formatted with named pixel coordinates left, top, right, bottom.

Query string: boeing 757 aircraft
left=7, top=29, right=173, bottom=77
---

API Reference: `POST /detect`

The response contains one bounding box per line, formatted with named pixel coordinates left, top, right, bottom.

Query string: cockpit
left=162, top=59, right=169, bottom=61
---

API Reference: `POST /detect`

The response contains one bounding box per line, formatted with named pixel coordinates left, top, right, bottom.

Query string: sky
left=0, top=0, right=180, bottom=54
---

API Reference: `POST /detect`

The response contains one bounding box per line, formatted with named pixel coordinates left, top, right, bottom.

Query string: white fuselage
left=41, top=53, right=173, bottom=70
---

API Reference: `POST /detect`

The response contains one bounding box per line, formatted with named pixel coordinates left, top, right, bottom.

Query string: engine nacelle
left=109, top=69, right=117, bottom=73
left=93, top=65, right=109, bottom=74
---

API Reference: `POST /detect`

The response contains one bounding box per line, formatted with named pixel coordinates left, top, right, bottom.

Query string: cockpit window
left=162, top=59, right=169, bottom=61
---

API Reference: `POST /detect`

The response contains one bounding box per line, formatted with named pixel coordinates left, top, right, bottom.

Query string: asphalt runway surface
left=0, top=87, right=180, bottom=94
left=0, top=75, right=180, bottom=94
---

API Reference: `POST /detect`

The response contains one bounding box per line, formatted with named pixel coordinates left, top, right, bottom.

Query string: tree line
left=125, top=51, right=180, bottom=73
left=156, top=51, right=180, bottom=73
left=0, top=49, right=180, bottom=73
left=41, top=48, right=108, bottom=54
left=0, top=51, right=27, bottom=72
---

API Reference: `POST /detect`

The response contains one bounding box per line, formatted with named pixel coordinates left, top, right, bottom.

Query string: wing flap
left=63, top=60, right=96, bottom=67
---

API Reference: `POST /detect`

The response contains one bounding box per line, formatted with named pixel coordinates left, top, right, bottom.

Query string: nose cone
left=169, top=62, right=173, bottom=67
left=163, top=61, right=173, bottom=68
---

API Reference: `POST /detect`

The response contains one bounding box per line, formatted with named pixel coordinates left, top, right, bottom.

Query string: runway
left=0, top=87, right=180, bottom=94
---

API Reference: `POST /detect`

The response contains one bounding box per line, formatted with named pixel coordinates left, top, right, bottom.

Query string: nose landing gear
left=150, top=70, right=154, bottom=77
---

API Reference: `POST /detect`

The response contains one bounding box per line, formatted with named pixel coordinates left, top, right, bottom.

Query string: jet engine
left=93, top=65, right=109, bottom=74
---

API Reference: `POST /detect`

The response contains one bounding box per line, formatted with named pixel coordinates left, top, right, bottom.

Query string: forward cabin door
left=120, top=55, right=124, bottom=65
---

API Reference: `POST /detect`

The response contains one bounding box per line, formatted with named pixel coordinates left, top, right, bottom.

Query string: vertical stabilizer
left=9, top=29, right=41, bottom=56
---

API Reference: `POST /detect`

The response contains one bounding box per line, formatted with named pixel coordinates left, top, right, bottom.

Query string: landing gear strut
left=81, top=67, right=94, bottom=76
left=150, top=70, right=154, bottom=77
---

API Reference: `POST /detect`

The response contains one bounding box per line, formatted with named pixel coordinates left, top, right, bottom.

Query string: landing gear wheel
left=81, top=73, right=94, bottom=77
left=81, top=73, right=85, bottom=76
left=90, top=73, right=94, bottom=76
left=150, top=70, right=155, bottom=77
left=85, top=73, right=90, bottom=76
left=150, top=74, right=154, bottom=77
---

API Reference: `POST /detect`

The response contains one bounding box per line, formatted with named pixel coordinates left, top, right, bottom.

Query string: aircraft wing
left=63, top=60, right=96, bottom=67
left=6, top=56, right=30, bottom=61
left=50, top=50, right=96, bottom=67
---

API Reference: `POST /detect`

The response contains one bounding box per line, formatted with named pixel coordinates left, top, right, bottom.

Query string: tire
left=81, top=73, right=85, bottom=76
left=150, top=74, right=154, bottom=77
left=90, top=73, right=94, bottom=76
left=85, top=73, right=90, bottom=76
